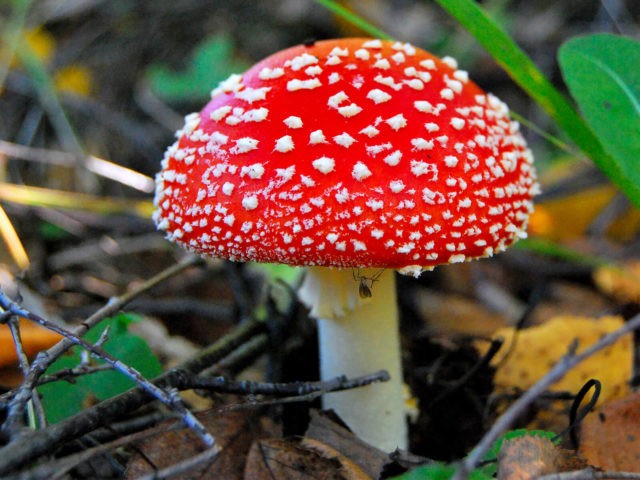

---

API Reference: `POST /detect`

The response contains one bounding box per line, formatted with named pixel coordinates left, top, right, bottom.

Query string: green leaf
left=394, top=463, right=456, bottom=480
left=38, top=313, right=162, bottom=424
left=392, top=462, right=491, bottom=480
left=38, top=220, right=71, bottom=241
left=559, top=34, right=640, bottom=199
left=251, top=262, right=303, bottom=286
left=147, top=34, right=249, bottom=103
left=433, top=0, right=640, bottom=207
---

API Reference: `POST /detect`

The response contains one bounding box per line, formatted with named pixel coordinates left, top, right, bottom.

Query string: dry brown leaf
left=0, top=319, right=62, bottom=368
left=498, top=435, right=587, bottom=480
left=579, top=391, right=640, bottom=471
left=125, top=410, right=274, bottom=479
left=484, top=315, right=631, bottom=405
left=528, top=282, right=614, bottom=327
left=242, top=410, right=395, bottom=480
left=416, top=289, right=508, bottom=338
left=304, top=410, right=390, bottom=479
left=244, top=438, right=365, bottom=480
left=301, top=438, right=374, bottom=480
left=0, top=367, right=23, bottom=388
left=593, top=260, right=640, bottom=304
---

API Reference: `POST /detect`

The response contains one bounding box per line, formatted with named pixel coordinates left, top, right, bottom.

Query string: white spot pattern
left=155, top=38, right=538, bottom=275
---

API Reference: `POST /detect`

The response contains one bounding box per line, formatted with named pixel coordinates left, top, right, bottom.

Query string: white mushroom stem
left=298, top=266, right=407, bottom=452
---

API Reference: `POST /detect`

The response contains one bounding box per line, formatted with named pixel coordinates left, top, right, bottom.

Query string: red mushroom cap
left=154, top=38, right=538, bottom=276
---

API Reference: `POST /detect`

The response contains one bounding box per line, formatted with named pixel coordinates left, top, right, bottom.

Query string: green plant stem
left=508, top=110, right=580, bottom=158
left=0, top=0, right=32, bottom=91
left=12, top=30, right=95, bottom=191
left=14, top=40, right=84, bottom=157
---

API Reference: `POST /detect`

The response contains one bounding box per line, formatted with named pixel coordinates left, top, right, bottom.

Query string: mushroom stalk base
left=298, top=267, right=407, bottom=452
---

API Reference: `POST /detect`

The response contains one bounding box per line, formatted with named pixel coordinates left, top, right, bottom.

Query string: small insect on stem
left=352, top=268, right=386, bottom=299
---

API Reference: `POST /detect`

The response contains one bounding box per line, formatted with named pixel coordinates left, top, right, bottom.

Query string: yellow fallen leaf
left=593, top=261, right=640, bottom=304
left=14, top=29, right=92, bottom=97
left=527, top=205, right=554, bottom=238
left=0, top=319, right=62, bottom=368
left=54, top=64, right=93, bottom=97
left=22, top=28, right=55, bottom=64
left=528, top=186, right=640, bottom=242
left=485, top=315, right=631, bottom=404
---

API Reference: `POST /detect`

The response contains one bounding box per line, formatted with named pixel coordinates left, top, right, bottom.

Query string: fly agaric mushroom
left=153, top=38, right=538, bottom=452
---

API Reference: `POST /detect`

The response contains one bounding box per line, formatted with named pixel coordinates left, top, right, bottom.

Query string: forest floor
left=1, top=1, right=640, bottom=478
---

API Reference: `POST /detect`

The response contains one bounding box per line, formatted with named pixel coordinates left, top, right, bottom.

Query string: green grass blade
left=515, top=238, right=609, bottom=269
left=434, top=0, right=640, bottom=207
left=0, top=0, right=33, bottom=90
left=312, top=0, right=393, bottom=40
left=15, top=37, right=85, bottom=157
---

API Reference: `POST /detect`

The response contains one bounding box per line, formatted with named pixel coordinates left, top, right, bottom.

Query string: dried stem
left=7, top=317, right=46, bottom=432
left=133, top=446, right=221, bottom=480
left=36, top=363, right=114, bottom=386
left=7, top=413, right=198, bottom=480
left=184, top=370, right=390, bottom=397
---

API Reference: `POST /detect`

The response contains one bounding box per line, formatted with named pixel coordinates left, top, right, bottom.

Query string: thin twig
left=6, top=317, right=38, bottom=433
left=3, top=413, right=197, bottom=480
left=0, top=255, right=202, bottom=425
left=1, top=279, right=216, bottom=448
left=1, top=353, right=51, bottom=441
left=204, top=331, right=269, bottom=377
left=0, top=364, right=114, bottom=409
left=218, top=371, right=391, bottom=412
left=32, top=254, right=201, bottom=381
left=0, top=318, right=266, bottom=475
left=36, top=363, right=114, bottom=386
left=132, top=446, right=221, bottom=480
left=0, top=140, right=154, bottom=193
left=187, top=370, right=389, bottom=397
left=454, top=312, right=640, bottom=480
